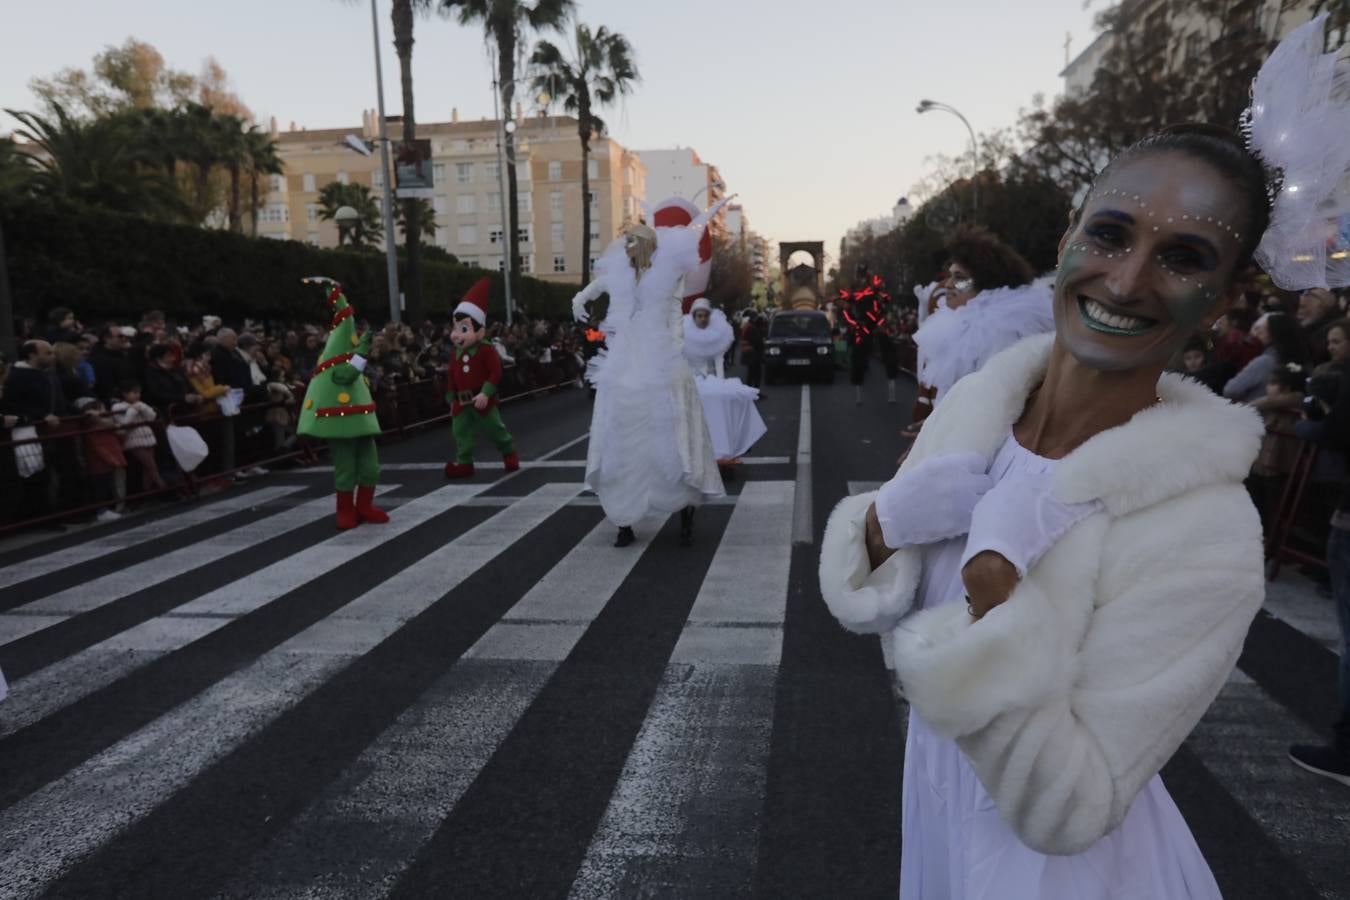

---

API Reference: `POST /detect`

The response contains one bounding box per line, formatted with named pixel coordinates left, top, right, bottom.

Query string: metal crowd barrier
left=0, top=362, right=582, bottom=536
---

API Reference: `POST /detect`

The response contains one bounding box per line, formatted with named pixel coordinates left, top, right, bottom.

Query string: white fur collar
left=909, top=333, right=1264, bottom=516
left=682, top=309, right=734, bottom=361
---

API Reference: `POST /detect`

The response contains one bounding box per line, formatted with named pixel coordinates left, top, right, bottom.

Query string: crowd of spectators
left=0, top=306, right=589, bottom=531
left=1165, top=282, right=1350, bottom=555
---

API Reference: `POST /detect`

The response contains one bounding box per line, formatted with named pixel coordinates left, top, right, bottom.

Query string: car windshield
left=769, top=315, right=829, bottom=338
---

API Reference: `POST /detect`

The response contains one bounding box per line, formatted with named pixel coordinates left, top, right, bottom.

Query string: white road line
left=0, top=484, right=582, bottom=899
left=299, top=454, right=790, bottom=474
left=570, top=481, right=795, bottom=897
left=792, top=383, right=813, bottom=545
left=671, top=480, right=795, bottom=664
left=0, top=486, right=303, bottom=591
left=0, top=488, right=380, bottom=646
left=219, top=518, right=651, bottom=898
left=459, top=495, right=739, bottom=508
left=1183, top=673, right=1350, bottom=898
left=0, top=486, right=450, bottom=737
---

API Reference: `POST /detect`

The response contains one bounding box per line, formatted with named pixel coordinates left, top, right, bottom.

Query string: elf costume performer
left=297, top=277, right=389, bottom=530
left=443, top=277, right=519, bottom=478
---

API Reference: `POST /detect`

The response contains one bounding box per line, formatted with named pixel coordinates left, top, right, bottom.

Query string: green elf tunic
left=298, top=282, right=381, bottom=491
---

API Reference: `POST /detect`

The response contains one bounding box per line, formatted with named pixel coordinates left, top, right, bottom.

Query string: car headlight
left=816, top=345, right=830, bottom=355
left=767, top=347, right=781, bottom=356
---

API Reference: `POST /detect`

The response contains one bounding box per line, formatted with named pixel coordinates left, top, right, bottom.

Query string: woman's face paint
left=1054, top=152, right=1248, bottom=372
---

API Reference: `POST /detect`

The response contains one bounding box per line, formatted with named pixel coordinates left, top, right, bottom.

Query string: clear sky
left=0, top=0, right=1103, bottom=258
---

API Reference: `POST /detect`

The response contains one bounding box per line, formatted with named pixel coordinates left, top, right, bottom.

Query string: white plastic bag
left=12, top=425, right=44, bottom=478
left=216, top=388, right=245, bottom=417
left=166, top=424, right=209, bottom=473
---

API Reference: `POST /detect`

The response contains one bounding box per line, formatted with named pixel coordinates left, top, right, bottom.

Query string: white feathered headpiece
left=1242, top=13, right=1350, bottom=290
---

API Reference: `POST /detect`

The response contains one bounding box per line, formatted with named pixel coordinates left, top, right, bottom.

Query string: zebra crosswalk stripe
left=0, top=486, right=401, bottom=738
left=0, top=483, right=579, bottom=898
left=0, top=485, right=303, bottom=592
left=213, top=516, right=652, bottom=898
left=571, top=481, right=795, bottom=897
left=0, top=487, right=364, bottom=647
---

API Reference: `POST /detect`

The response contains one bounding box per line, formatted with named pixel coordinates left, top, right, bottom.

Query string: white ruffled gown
left=899, top=433, right=1222, bottom=900
left=581, top=230, right=724, bottom=528
left=683, top=310, right=767, bottom=461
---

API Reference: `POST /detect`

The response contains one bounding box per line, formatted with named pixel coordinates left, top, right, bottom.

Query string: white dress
left=579, top=230, right=724, bottom=528
left=899, top=433, right=1222, bottom=900
left=683, top=310, right=767, bottom=461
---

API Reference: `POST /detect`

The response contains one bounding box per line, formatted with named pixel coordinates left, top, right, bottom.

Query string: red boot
left=335, top=491, right=359, bottom=530
left=355, top=485, right=389, bottom=524
left=503, top=451, right=520, bottom=472
left=444, top=461, right=474, bottom=478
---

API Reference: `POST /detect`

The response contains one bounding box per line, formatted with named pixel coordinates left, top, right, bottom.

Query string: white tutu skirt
left=586, top=311, right=723, bottom=528
left=694, top=375, right=766, bottom=460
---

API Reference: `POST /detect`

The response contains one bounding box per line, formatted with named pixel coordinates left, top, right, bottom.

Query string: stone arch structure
left=777, top=241, right=825, bottom=310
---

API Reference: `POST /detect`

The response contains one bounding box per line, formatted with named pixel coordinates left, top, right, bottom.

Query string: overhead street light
left=343, top=134, right=373, bottom=157
left=916, top=99, right=979, bottom=221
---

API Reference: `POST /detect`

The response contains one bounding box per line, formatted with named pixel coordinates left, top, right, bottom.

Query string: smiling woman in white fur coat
left=818, top=123, right=1287, bottom=897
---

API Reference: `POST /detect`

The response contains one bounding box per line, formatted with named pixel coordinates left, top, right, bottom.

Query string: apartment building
left=256, top=112, right=646, bottom=285
left=1060, top=0, right=1335, bottom=94
left=632, top=146, right=729, bottom=237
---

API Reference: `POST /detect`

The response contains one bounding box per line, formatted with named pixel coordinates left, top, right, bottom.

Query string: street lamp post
left=491, top=71, right=516, bottom=326
left=367, top=0, right=402, bottom=324
left=916, top=99, right=979, bottom=221
left=334, top=205, right=359, bottom=248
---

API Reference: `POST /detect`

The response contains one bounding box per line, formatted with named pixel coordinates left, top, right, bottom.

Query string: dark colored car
left=764, top=310, right=833, bottom=383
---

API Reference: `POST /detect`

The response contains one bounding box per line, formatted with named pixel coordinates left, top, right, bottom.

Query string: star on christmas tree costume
left=297, top=278, right=389, bottom=529
left=444, top=277, right=518, bottom=478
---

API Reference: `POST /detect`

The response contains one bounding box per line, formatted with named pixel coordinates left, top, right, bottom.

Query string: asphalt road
left=0, top=360, right=1345, bottom=899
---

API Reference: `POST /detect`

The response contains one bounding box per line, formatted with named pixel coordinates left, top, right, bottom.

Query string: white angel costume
left=914, top=276, right=1055, bottom=404
left=682, top=300, right=767, bottom=461
left=573, top=210, right=727, bottom=529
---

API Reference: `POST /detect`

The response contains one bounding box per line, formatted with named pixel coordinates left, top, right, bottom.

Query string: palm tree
left=395, top=196, right=437, bottom=244
left=216, top=114, right=250, bottom=233
left=6, top=104, right=185, bottom=220
left=316, top=180, right=384, bottom=248
left=441, top=0, right=575, bottom=284
left=244, top=126, right=283, bottom=238
left=530, top=22, right=638, bottom=285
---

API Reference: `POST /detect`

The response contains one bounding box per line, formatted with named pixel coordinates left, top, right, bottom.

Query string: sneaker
left=1288, top=743, right=1350, bottom=786
left=245, top=467, right=269, bottom=477
left=96, top=509, right=122, bottom=523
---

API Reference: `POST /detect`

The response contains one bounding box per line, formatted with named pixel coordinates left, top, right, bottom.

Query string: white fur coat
left=914, top=276, right=1055, bottom=399
left=818, top=332, right=1265, bottom=855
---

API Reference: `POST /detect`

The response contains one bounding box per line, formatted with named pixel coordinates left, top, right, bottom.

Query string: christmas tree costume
left=297, top=277, right=389, bottom=530
left=443, top=277, right=519, bottom=478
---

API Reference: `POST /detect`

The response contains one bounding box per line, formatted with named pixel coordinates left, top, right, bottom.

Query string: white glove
left=874, top=452, right=993, bottom=549
left=350, top=354, right=368, bottom=372
left=572, top=295, right=588, bottom=323
left=960, top=472, right=1101, bottom=577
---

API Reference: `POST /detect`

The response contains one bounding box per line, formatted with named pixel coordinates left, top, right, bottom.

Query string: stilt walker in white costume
left=819, top=16, right=1349, bottom=899
left=573, top=197, right=735, bottom=547
left=682, top=298, right=767, bottom=472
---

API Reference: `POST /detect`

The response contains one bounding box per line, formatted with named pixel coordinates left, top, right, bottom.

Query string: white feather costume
left=572, top=217, right=725, bottom=527
left=682, top=308, right=767, bottom=460
left=914, top=275, right=1055, bottom=402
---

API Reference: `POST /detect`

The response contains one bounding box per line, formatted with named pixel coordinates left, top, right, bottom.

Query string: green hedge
left=2, top=200, right=578, bottom=325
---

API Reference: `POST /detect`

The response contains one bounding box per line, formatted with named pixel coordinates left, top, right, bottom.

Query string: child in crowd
left=75, top=397, right=127, bottom=522
left=1253, top=365, right=1307, bottom=480
left=112, top=381, right=166, bottom=492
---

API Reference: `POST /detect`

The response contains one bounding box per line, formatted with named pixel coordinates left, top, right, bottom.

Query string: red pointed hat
left=454, top=276, right=491, bottom=325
